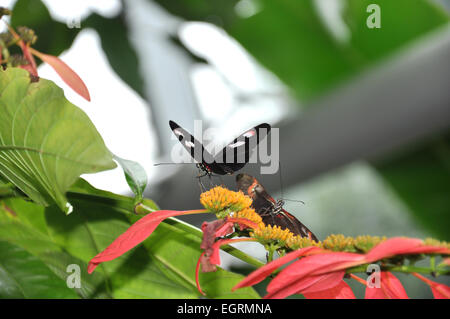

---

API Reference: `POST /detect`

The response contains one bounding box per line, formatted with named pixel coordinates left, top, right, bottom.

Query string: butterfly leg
left=196, top=170, right=209, bottom=192
left=217, top=174, right=225, bottom=186
left=207, top=173, right=215, bottom=188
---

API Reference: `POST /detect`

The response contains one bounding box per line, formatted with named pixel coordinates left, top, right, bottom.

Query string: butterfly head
left=236, top=173, right=260, bottom=199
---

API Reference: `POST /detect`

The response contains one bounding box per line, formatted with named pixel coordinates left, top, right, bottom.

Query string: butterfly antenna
left=280, top=198, right=305, bottom=205
left=217, top=174, right=224, bottom=186
left=278, top=160, right=306, bottom=205
left=197, top=175, right=206, bottom=192
left=279, top=160, right=284, bottom=200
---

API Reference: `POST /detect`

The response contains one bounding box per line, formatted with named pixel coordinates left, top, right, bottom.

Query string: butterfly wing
left=236, top=173, right=318, bottom=241
left=169, top=120, right=215, bottom=166
left=212, top=123, right=271, bottom=174
left=275, top=209, right=319, bottom=241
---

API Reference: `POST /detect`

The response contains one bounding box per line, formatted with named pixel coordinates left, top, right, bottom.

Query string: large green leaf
left=44, top=196, right=260, bottom=298
left=0, top=68, right=116, bottom=213
left=0, top=199, right=111, bottom=298
left=374, top=137, right=450, bottom=241
left=69, top=179, right=259, bottom=297
left=0, top=178, right=260, bottom=298
left=0, top=240, right=79, bottom=298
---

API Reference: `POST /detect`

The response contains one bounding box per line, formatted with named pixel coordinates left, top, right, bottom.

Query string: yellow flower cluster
left=251, top=224, right=320, bottom=250
left=321, top=234, right=387, bottom=253
left=424, top=238, right=450, bottom=249
left=233, top=207, right=264, bottom=228
left=200, top=186, right=252, bottom=218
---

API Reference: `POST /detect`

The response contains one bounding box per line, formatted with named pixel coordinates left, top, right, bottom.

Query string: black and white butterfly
left=169, top=120, right=271, bottom=178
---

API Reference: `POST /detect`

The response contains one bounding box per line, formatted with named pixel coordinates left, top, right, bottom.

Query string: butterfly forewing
left=213, top=123, right=271, bottom=166
left=169, top=121, right=271, bottom=175
left=169, top=120, right=215, bottom=165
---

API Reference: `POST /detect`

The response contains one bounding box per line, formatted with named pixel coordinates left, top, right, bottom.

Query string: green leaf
left=0, top=68, right=116, bottom=213
left=0, top=199, right=111, bottom=298
left=68, top=178, right=158, bottom=215
left=140, top=218, right=261, bottom=298
left=343, top=0, right=449, bottom=61
left=83, top=13, right=145, bottom=98
left=153, top=0, right=449, bottom=101
left=374, top=137, right=450, bottom=241
left=0, top=181, right=259, bottom=298
left=113, top=155, right=148, bottom=203
left=44, top=195, right=260, bottom=298
left=0, top=240, right=79, bottom=298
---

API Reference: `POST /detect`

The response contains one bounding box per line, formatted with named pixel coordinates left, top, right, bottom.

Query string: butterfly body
left=169, top=120, right=271, bottom=177
left=236, top=173, right=318, bottom=242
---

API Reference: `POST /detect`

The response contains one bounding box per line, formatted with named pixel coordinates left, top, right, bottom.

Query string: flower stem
left=346, top=264, right=450, bottom=276
left=349, top=273, right=367, bottom=285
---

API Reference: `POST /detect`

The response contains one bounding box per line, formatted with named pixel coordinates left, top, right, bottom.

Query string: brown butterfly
left=236, top=173, right=318, bottom=242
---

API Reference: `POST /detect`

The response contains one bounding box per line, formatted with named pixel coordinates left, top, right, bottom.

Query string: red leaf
left=365, top=272, right=408, bottom=299
left=413, top=273, right=450, bottom=299
left=30, top=48, right=91, bottom=101
left=266, top=252, right=364, bottom=294
left=88, top=210, right=188, bottom=273
left=430, top=284, right=450, bottom=299
left=214, top=221, right=234, bottom=237
left=226, top=217, right=259, bottom=230
left=19, top=42, right=38, bottom=77
left=365, top=237, right=449, bottom=262
left=195, top=252, right=207, bottom=296
left=209, top=237, right=253, bottom=266
left=264, top=271, right=345, bottom=299
left=232, top=246, right=322, bottom=292
left=444, top=258, right=450, bottom=266
left=303, top=280, right=356, bottom=299
left=200, top=219, right=227, bottom=251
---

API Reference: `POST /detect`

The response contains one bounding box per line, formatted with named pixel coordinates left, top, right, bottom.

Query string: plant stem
left=346, top=264, right=450, bottom=276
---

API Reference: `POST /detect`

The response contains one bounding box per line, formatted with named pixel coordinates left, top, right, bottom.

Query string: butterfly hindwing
left=236, top=173, right=318, bottom=241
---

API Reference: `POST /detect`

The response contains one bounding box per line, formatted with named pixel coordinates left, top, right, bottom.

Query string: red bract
left=264, top=252, right=365, bottom=299
left=365, top=271, right=408, bottom=299
left=413, top=273, right=450, bottom=299
left=196, top=237, right=254, bottom=295
left=232, top=246, right=323, bottom=291
left=30, top=48, right=91, bottom=101
left=233, top=237, right=450, bottom=299
left=444, top=258, right=450, bottom=266
left=303, top=280, right=356, bottom=299
left=265, top=271, right=346, bottom=299
left=88, top=210, right=198, bottom=273
left=19, top=42, right=38, bottom=77
left=6, top=24, right=91, bottom=101
left=199, top=217, right=257, bottom=273
left=365, top=237, right=450, bottom=262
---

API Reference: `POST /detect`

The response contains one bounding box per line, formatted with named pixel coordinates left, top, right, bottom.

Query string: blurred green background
left=1, top=0, right=449, bottom=298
